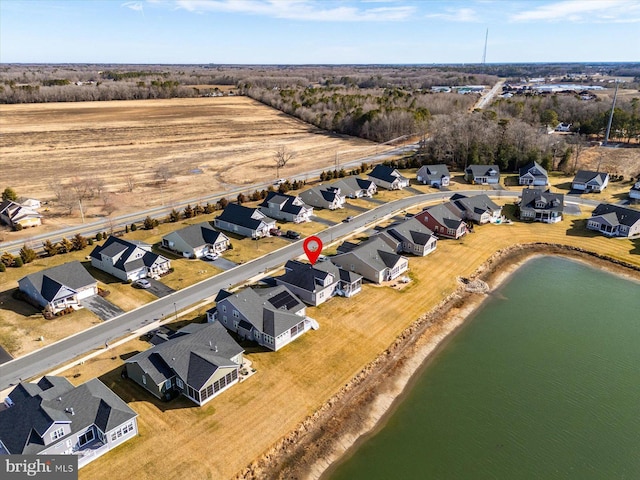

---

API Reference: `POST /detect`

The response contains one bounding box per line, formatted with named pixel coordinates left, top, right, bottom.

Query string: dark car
left=269, top=228, right=283, bottom=236
left=343, top=216, right=354, bottom=223
left=285, top=230, right=301, bottom=239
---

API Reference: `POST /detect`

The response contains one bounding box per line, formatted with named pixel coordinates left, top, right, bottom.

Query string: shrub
left=19, top=244, right=37, bottom=264
left=1, top=252, right=15, bottom=267
left=130, top=223, right=137, bottom=231
left=13, top=223, right=23, bottom=231
left=88, top=238, right=94, bottom=246
left=2, top=187, right=18, bottom=202
left=0, top=262, right=5, bottom=272
left=96, top=232, right=103, bottom=241
left=13, top=257, right=23, bottom=268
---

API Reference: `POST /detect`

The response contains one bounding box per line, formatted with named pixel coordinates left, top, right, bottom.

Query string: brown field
left=54, top=206, right=639, bottom=480
left=0, top=97, right=379, bottom=236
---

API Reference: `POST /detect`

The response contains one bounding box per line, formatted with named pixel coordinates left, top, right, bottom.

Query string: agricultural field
left=0, top=96, right=380, bottom=237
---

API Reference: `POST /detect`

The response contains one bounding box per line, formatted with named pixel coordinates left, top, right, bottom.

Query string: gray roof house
left=258, top=191, right=313, bottom=223
left=630, top=180, right=640, bottom=200
left=214, top=203, right=276, bottom=239
left=18, top=261, right=98, bottom=314
left=519, top=188, right=564, bottom=223
left=572, top=170, right=609, bottom=192
left=275, top=259, right=362, bottom=306
left=332, top=236, right=409, bottom=284
left=207, top=286, right=315, bottom=351
left=416, top=164, right=451, bottom=187
left=415, top=203, right=468, bottom=239
left=586, top=203, right=640, bottom=237
left=161, top=222, right=230, bottom=259
left=448, top=193, right=502, bottom=224
left=125, top=322, right=244, bottom=406
left=90, top=236, right=171, bottom=282
left=329, top=177, right=377, bottom=198
left=0, top=376, right=137, bottom=469
left=519, top=161, right=549, bottom=186
left=368, top=165, right=410, bottom=190
left=299, top=185, right=345, bottom=210
left=464, top=165, right=500, bottom=185
left=0, top=199, right=42, bottom=229
left=380, top=217, right=438, bottom=256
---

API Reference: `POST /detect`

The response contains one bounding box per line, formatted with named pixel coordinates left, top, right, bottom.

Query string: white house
left=89, top=236, right=171, bottom=282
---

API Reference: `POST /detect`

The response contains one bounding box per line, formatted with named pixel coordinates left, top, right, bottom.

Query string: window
left=51, top=427, right=65, bottom=441
left=142, top=375, right=146, bottom=385
left=221, top=305, right=226, bottom=313
left=233, top=310, right=239, bottom=318
left=79, top=429, right=95, bottom=446
left=164, top=379, right=172, bottom=389
left=176, top=378, right=184, bottom=389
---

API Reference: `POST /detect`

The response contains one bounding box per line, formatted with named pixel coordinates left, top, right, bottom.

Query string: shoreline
left=233, top=243, right=640, bottom=480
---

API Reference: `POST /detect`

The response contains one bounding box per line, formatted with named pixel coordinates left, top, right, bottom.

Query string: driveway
left=0, top=346, right=12, bottom=365
left=564, top=204, right=582, bottom=215
left=80, top=295, right=125, bottom=321
left=345, top=203, right=369, bottom=213
left=206, top=257, right=239, bottom=271
left=145, top=278, right=176, bottom=298
left=366, top=197, right=386, bottom=205
left=405, top=186, right=423, bottom=195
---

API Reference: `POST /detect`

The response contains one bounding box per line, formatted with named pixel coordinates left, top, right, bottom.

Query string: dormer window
left=51, top=426, right=65, bottom=441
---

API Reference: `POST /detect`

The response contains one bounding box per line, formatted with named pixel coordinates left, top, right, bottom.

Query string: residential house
left=586, top=203, right=640, bottom=237
left=275, top=259, right=362, bottom=306
left=0, top=200, right=42, bottom=229
left=161, top=222, right=230, bottom=259
left=367, top=165, right=410, bottom=190
left=415, top=203, right=468, bottom=239
left=572, top=170, right=610, bottom=192
left=299, top=186, right=345, bottom=210
left=329, top=177, right=377, bottom=198
left=18, top=261, right=98, bottom=314
left=519, top=161, right=549, bottom=186
left=258, top=191, right=313, bottom=223
left=125, top=322, right=244, bottom=406
left=416, top=164, right=451, bottom=188
left=0, top=376, right=137, bottom=469
left=332, top=236, right=409, bottom=284
left=519, top=188, right=564, bottom=223
left=464, top=165, right=500, bottom=185
left=555, top=122, right=572, bottom=132
left=380, top=217, right=438, bottom=256
left=89, top=236, right=171, bottom=282
left=630, top=181, right=640, bottom=200
left=448, top=193, right=502, bottom=224
left=214, top=203, right=276, bottom=238
left=21, top=198, right=42, bottom=209
left=208, top=286, right=315, bottom=351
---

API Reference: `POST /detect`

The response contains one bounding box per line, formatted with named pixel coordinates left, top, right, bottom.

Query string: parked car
left=343, top=216, right=354, bottom=223
left=269, top=228, right=283, bottom=236
left=203, top=252, right=219, bottom=261
left=133, top=279, right=151, bottom=289
left=285, top=230, right=301, bottom=239
left=274, top=178, right=286, bottom=186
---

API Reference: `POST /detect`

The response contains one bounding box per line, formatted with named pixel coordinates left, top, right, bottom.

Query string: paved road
left=474, top=80, right=505, bottom=110
left=0, top=144, right=416, bottom=256
left=0, top=190, right=602, bottom=391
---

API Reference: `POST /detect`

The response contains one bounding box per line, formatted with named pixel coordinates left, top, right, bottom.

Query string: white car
left=203, top=252, right=219, bottom=261
left=133, top=279, right=151, bottom=289
left=274, top=178, right=286, bottom=186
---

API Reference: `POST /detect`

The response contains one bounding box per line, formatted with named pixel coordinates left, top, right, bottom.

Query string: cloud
left=510, top=0, right=640, bottom=23
left=122, top=1, right=144, bottom=12
left=424, top=7, right=479, bottom=22
left=174, top=0, right=416, bottom=21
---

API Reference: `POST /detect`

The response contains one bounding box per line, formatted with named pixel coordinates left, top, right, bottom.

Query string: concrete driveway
left=80, top=295, right=125, bottom=321
left=145, top=278, right=176, bottom=298
left=311, top=215, right=338, bottom=227
left=205, top=257, right=238, bottom=271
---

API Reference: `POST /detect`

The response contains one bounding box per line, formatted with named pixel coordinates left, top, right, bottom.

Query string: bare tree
left=274, top=146, right=295, bottom=179
left=568, top=134, right=587, bottom=173
left=125, top=174, right=136, bottom=192
left=155, top=166, right=171, bottom=184
left=57, top=190, right=77, bottom=215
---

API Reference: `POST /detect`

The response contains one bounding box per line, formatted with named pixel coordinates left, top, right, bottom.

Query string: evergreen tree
left=19, top=244, right=37, bottom=263
left=43, top=240, right=59, bottom=257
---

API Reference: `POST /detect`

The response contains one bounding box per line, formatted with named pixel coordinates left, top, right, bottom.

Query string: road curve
left=0, top=190, right=600, bottom=390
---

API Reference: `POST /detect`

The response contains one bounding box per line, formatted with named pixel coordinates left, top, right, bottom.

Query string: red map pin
left=303, top=235, right=323, bottom=265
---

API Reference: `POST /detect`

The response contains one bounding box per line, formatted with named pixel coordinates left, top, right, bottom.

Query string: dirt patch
left=234, top=243, right=640, bottom=480
left=578, top=145, right=640, bottom=179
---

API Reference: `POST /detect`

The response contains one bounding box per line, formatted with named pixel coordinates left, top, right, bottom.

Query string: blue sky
left=1, top=0, right=639, bottom=64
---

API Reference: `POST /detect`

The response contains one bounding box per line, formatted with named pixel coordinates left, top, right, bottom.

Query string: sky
left=1, top=0, right=639, bottom=64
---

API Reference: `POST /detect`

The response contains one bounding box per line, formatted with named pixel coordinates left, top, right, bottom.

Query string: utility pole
left=604, top=79, right=619, bottom=146
left=78, top=199, right=85, bottom=223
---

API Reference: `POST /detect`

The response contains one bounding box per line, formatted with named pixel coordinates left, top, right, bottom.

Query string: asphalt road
left=0, top=190, right=601, bottom=391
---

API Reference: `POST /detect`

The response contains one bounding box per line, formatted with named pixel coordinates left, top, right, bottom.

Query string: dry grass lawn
left=73, top=212, right=638, bottom=480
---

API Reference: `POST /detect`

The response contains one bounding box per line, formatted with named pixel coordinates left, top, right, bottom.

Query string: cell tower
left=482, top=28, right=489, bottom=64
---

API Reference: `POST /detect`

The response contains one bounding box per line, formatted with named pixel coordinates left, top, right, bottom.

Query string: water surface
left=329, top=256, right=640, bottom=480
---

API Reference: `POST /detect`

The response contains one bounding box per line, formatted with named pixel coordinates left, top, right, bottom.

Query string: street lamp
left=173, top=302, right=178, bottom=321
